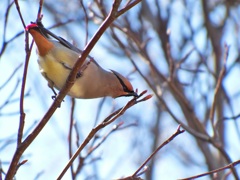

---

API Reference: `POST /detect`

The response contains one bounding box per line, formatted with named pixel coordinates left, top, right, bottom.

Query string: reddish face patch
left=25, top=23, right=38, bottom=31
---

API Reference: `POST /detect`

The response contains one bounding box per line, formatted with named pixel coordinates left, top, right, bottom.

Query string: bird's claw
left=76, top=72, right=82, bottom=78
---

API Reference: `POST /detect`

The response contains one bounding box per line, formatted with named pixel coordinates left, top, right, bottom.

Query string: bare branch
left=57, top=90, right=150, bottom=179
left=118, top=125, right=185, bottom=179
left=180, top=159, right=240, bottom=180
left=209, top=44, right=228, bottom=131
left=14, top=0, right=26, bottom=28
left=68, top=98, right=75, bottom=179
left=17, top=33, right=34, bottom=146
left=5, top=1, right=142, bottom=179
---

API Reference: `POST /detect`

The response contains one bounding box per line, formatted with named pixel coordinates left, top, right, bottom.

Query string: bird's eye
left=112, top=71, right=131, bottom=92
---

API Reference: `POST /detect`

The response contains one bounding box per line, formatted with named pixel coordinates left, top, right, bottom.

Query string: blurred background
left=1, top=0, right=240, bottom=179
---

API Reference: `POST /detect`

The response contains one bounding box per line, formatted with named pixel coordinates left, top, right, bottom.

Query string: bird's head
left=26, top=22, right=38, bottom=31
left=111, top=70, right=138, bottom=98
left=26, top=22, right=49, bottom=38
left=25, top=22, right=54, bottom=56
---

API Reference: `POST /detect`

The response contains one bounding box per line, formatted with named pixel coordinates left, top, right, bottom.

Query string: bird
left=25, top=22, right=138, bottom=99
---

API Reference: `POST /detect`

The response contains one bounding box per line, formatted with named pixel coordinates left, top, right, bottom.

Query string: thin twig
left=0, top=30, right=24, bottom=57
left=0, top=79, right=20, bottom=111
left=74, top=121, right=127, bottom=175
left=0, top=63, right=22, bottom=90
left=117, top=125, right=185, bottom=180
left=0, top=1, right=14, bottom=57
left=132, top=125, right=184, bottom=177
left=180, top=159, right=240, bottom=180
left=87, top=122, right=124, bottom=156
left=17, top=35, right=34, bottom=146
left=37, top=0, right=44, bottom=21
left=57, top=91, right=151, bottom=179
left=14, top=0, right=26, bottom=28
left=80, top=0, right=89, bottom=45
left=93, top=98, right=106, bottom=127
left=166, top=42, right=175, bottom=81
left=222, top=113, right=240, bottom=121
left=109, top=25, right=209, bottom=141
left=210, top=44, right=228, bottom=130
left=68, top=98, right=75, bottom=179
left=117, top=0, right=142, bottom=17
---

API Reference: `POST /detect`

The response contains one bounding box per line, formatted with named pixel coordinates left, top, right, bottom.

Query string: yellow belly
left=38, top=54, right=70, bottom=90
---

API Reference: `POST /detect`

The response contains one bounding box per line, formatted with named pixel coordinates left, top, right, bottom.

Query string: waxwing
left=26, top=22, right=138, bottom=99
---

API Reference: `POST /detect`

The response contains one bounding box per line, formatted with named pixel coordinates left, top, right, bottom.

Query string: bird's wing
left=57, top=36, right=82, bottom=54
left=36, top=21, right=101, bottom=70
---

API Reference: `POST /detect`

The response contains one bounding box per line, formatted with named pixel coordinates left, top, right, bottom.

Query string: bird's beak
left=121, top=91, right=139, bottom=98
left=131, top=91, right=139, bottom=97
left=114, top=91, right=138, bottom=98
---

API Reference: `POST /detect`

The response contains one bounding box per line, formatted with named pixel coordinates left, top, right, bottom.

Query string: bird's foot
left=76, top=59, right=92, bottom=79
left=51, top=95, right=57, bottom=100
left=51, top=95, right=64, bottom=107
left=76, top=72, right=82, bottom=78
